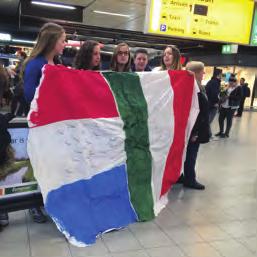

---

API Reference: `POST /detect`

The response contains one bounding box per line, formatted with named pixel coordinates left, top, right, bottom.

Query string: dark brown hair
left=134, top=48, right=149, bottom=59
left=161, top=45, right=182, bottom=70
left=110, top=42, right=131, bottom=72
left=0, top=64, right=9, bottom=103
left=74, top=40, right=100, bottom=70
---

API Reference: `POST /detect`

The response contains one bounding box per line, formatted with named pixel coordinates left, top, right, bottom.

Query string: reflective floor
left=1, top=111, right=256, bottom=257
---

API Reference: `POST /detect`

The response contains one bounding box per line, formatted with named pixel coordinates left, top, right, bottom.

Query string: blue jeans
left=183, top=141, right=200, bottom=184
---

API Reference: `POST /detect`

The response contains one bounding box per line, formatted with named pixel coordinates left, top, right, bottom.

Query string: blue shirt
left=24, top=56, right=48, bottom=103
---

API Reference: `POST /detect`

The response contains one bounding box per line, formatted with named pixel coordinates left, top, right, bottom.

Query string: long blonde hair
left=110, top=42, right=131, bottom=72
left=21, top=23, right=65, bottom=77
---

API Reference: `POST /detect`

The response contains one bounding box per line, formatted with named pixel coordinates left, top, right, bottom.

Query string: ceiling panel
left=47, top=0, right=146, bottom=31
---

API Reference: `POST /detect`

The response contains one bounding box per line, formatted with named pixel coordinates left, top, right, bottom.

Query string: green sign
left=250, top=8, right=257, bottom=46
left=222, top=44, right=238, bottom=54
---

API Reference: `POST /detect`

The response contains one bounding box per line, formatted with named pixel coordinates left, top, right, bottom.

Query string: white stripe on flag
left=185, top=80, right=200, bottom=141
left=138, top=71, right=174, bottom=215
left=180, top=80, right=200, bottom=176
left=28, top=117, right=126, bottom=200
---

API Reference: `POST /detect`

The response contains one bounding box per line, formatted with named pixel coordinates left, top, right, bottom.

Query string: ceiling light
left=93, top=10, right=130, bottom=18
left=12, top=39, right=36, bottom=44
left=31, top=1, right=76, bottom=10
left=0, top=33, right=11, bottom=41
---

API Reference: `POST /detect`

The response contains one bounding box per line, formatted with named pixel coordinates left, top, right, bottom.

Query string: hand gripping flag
left=27, top=65, right=199, bottom=246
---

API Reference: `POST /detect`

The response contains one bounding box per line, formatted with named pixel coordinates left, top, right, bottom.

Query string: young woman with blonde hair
left=110, top=42, right=131, bottom=72
left=23, top=22, right=66, bottom=103
left=23, top=22, right=66, bottom=223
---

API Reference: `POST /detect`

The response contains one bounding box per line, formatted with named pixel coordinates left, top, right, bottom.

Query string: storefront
left=203, top=66, right=257, bottom=108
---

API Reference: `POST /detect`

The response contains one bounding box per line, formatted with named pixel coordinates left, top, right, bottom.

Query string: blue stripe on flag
left=45, top=164, right=137, bottom=245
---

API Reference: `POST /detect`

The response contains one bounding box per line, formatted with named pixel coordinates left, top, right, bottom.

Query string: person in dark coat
left=235, top=78, right=251, bottom=117
left=205, top=68, right=222, bottom=125
left=215, top=74, right=242, bottom=138
left=182, top=61, right=210, bottom=190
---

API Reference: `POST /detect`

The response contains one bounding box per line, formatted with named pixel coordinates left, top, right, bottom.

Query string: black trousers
left=237, top=98, right=245, bottom=116
left=218, top=107, right=236, bottom=135
left=184, top=141, right=200, bottom=184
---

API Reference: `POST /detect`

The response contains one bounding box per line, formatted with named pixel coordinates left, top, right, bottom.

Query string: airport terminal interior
left=0, top=0, right=257, bottom=257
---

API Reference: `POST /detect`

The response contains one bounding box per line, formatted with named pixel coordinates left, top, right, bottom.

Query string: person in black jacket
left=235, top=78, right=250, bottom=117
left=215, top=74, right=242, bottom=138
left=205, top=68, right=222, bottom=124
left=182, top=61, right=210, bottom=190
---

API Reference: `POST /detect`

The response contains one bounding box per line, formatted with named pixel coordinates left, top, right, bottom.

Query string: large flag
left=27, top=65, right=199, bottom=246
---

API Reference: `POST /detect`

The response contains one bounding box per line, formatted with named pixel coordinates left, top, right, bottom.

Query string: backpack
left=245, top=86, right=250, bottom=97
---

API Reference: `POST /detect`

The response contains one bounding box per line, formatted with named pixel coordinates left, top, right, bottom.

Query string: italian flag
left=27, top=65, right=199, bottom=246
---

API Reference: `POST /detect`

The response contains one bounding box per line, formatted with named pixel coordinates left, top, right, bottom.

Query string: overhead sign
left=250, top=7, right=257, bottom=46
left=145, top=0, right=254, bottom=45
left=222, top=44, right=238, bottom=54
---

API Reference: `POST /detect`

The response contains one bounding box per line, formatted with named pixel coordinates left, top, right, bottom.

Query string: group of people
left=206, top=69, right=250, bottom=138
left=0, top=22, right=250, bottom=229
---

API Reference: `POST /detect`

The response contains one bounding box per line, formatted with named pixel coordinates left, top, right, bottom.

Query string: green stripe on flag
left=103, top=72, right=154, bottom=221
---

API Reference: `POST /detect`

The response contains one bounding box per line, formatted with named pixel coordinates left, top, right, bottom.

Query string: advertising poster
left=0, top=122, right=39, bottom=199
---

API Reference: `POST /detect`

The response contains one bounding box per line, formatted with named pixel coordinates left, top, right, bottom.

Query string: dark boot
left=183, top=181, right=205, bottom=190
left=29, top=208, right=47, bottom=223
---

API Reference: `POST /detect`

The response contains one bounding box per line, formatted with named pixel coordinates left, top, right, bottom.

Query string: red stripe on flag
left=29, top=65, right=119, bottom=127
left=160, top=70, right=195, bottom=196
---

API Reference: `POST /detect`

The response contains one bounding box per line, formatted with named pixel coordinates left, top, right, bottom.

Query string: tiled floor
left=1, top=112, right=256, bottom=257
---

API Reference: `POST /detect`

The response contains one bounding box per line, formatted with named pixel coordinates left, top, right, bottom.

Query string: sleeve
left=230, top=87, right=242, bottom=102
left=206, top=80, right=220, bottom=105
left=190, top=93, right=202, bottom=138
left=24, top=61, right=42, bottom=103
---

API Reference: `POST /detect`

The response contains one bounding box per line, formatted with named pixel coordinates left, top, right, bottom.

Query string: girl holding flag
left=22, top=22, right=66, bottom=223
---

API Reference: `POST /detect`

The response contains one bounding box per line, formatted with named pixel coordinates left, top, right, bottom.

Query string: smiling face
left=134, top=53, right=148, bottom=72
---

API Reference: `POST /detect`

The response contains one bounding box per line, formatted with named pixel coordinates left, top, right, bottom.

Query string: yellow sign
left=145, top=0, right=254, bottom=44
